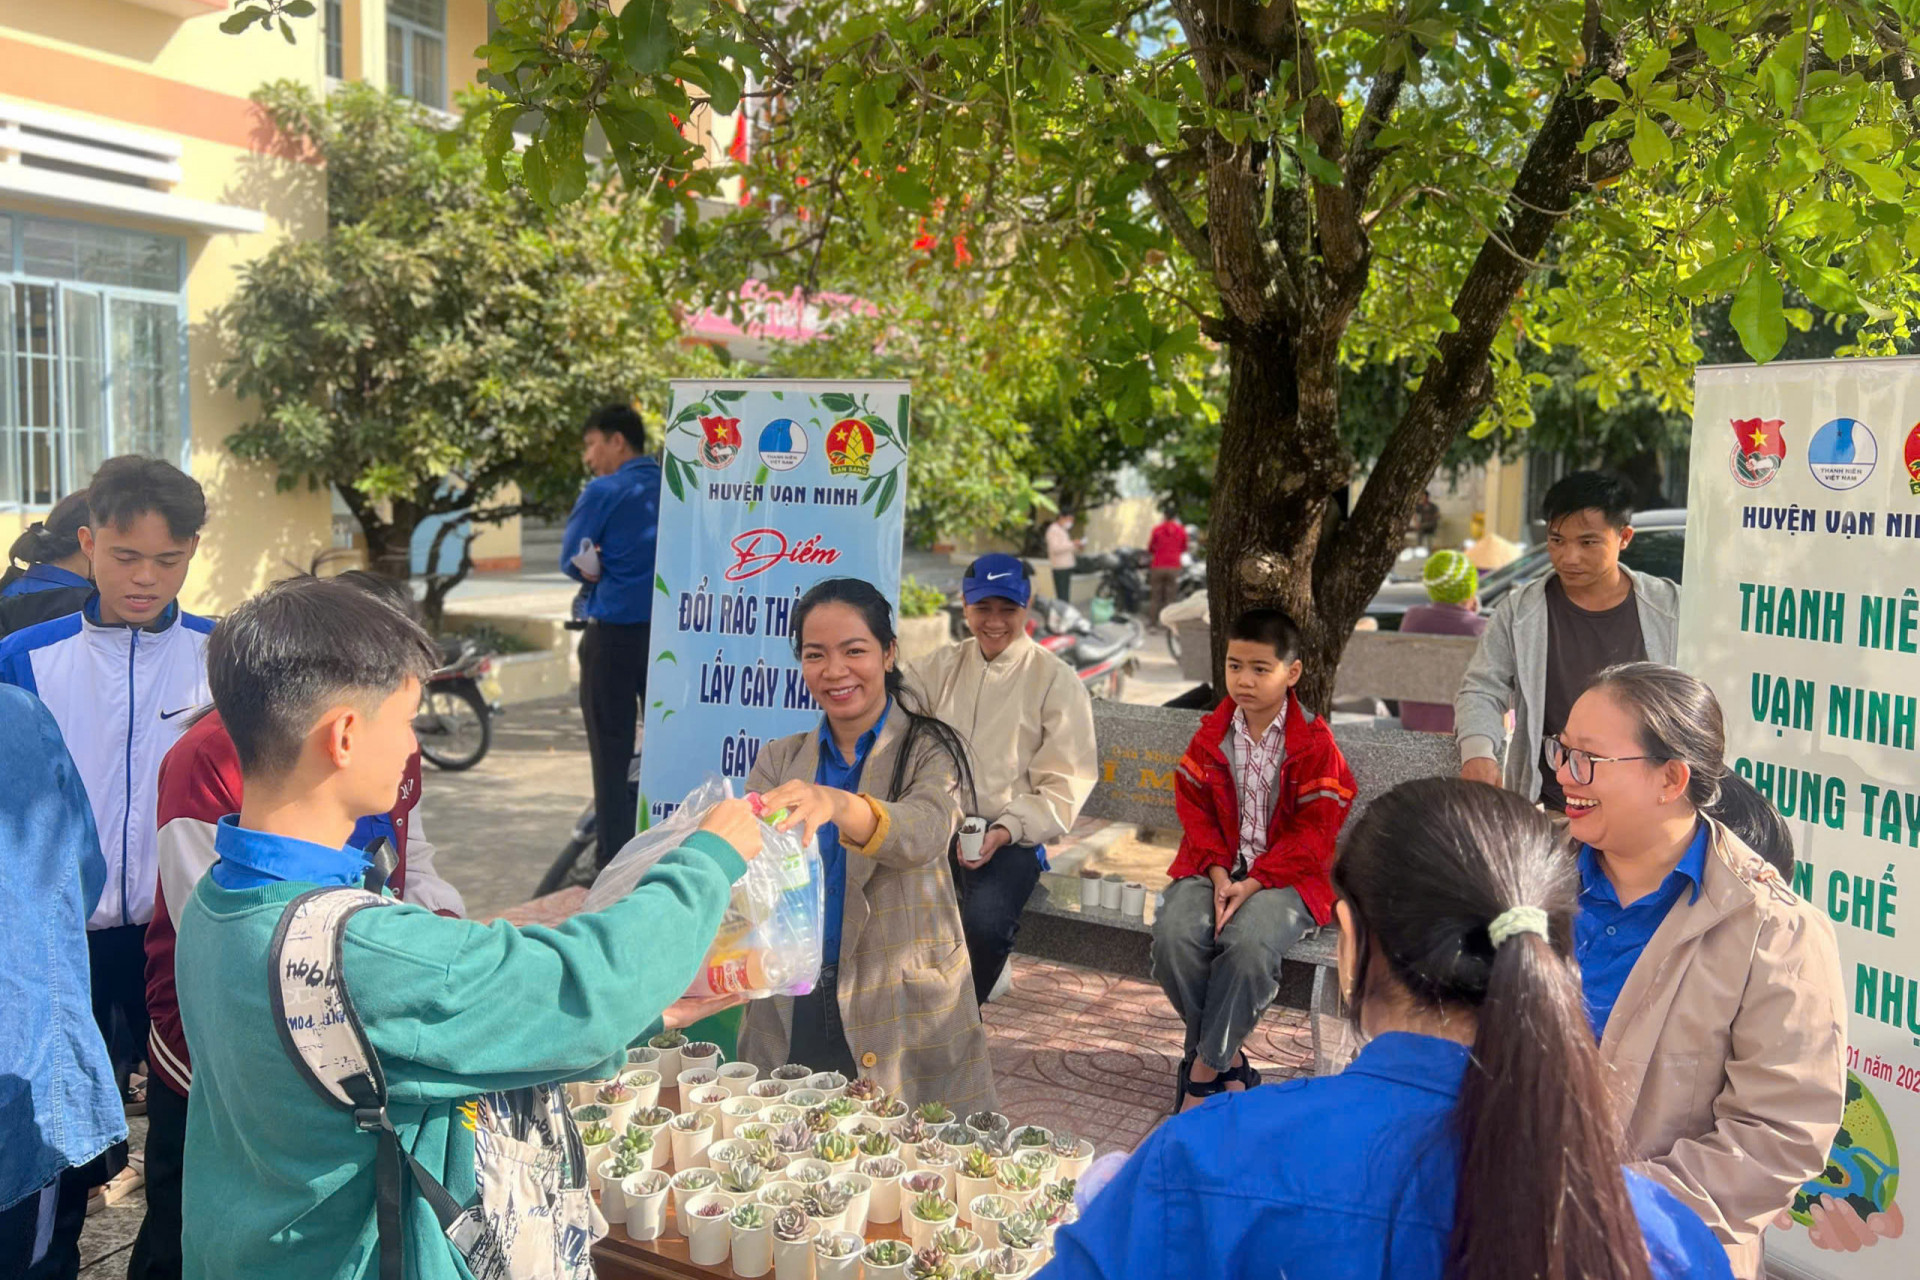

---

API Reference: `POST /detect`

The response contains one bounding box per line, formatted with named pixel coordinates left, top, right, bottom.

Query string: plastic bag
left=581, top=775, right=824, bottom=1000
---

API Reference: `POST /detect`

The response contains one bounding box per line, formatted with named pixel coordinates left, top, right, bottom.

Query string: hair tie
left=1486, top=905, right=1549, bottom=947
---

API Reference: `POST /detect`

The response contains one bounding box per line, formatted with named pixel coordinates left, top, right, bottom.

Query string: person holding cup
left=908, top=554, right=1097, bottom=1005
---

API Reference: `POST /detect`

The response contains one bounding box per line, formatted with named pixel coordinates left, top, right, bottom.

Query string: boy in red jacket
left=1154, top=608, right=1355, bottom=1111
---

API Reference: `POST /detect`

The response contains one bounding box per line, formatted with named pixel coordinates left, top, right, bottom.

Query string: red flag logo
left=1730, top=417, right=1787, bottom=489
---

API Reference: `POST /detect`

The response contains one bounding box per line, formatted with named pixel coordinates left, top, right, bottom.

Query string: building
left=0, top=0, right=497, bottom=611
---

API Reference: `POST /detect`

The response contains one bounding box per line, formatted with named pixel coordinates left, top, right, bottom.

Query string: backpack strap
left=270, top=887, right=464, bottom=1280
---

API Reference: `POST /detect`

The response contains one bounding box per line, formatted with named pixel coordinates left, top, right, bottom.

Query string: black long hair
left=2, top=490, right=90, bottom=592
left=1334, top=778, right=1653, bottom=1280
left=791, top=577, right=975, bottom=809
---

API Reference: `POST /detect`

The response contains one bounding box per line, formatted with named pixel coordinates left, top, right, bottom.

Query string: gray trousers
left=1151, top=875, right=1313, bottom=1072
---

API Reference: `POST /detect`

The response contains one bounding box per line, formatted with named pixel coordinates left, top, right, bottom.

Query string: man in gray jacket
left=1455, top=472, right=1680, bottom=809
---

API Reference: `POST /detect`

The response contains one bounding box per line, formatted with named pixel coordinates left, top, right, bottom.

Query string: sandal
left=1173, top=1053, right=1194, bottom=1113
left=1222, top=1057, right=1263, bottom=1091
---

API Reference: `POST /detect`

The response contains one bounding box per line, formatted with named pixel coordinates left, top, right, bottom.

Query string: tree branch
left=1124, top=143, right=1212, bottom=266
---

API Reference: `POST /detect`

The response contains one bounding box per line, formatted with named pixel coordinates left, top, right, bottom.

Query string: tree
left=214, top=81, right=713, bottom=625
left=230, top=2, right=1920, bottom=706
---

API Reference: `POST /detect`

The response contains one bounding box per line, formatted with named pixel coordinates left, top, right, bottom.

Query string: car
left=1365, top=509, right=1687, bottom=630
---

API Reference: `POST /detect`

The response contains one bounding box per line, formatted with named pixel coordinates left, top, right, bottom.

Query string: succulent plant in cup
left=814, top=1131, right=856, bottom=1164
left=846, top=1077, right=884, bottom=1102
left=1013, top=1150, right=1053, bottom=1175
left=772, top=1207, right=810, bottom=1242
left=670, top=1112, right=711, bottom=1132
left=804, top=1106, right=836, bottom=1134
left=916, top=1138, right=954, bottom=1167
left=861, top=1155, right=904, bottom=1179
left=801, top=1182, right=851, bottom=1220
left=578, top=1122, right=614, bottom=1148
left=634, top=1105, right=673, bottom=1127
left=865, top=1240, right=912, bottom=1267
left=571, top=1104, right=610, bottom=1124
left=672, top=1167, right=718, bottom=1192
left=718, top=1160, right=765, bottom=1195
left=691, top=1198, right=731, bottom=1219
left=1014, top=1125, right=1050, bottom=1148
left=994, top=1161, right=1042, bottom=1194
left=983, top=1245, right=1024, bottom=1275
left=896, top=1115, right=932, bottom=1146
left=975, top=1128, right=1016, bottom=1159
left=617, top=1128, right=654, bottom=1159
left=934, top=1226, right=978, bottom=1255
left=996, top=1209, right=1044, bottom=1251
left=761, top=1183, right=802, bottom=1208
left=1042, top=1178, right=1076, bottom=1208
left=822, top=1097, right=860, bottom=1119
left=908, top=1246, right=954, bottom=1280
left=860, top=1130, right=900, bottom=1158
left=915, top=1101, right=954, bottom=1125
left=748, top=1141, right=791, bottom=1173
left=737, top=1122, right=773, bottom=1144
left=595, top=1082, right=634, bottom=1105
left=869, top=1094, right=909, bottom=1120
left=609, top=1147, right=646, bottom=1179
left=902, top=1170, right=947, bottom=1198
left=771, top=1119, right=814, bottom=1154
left=910, top=1191, right=957, bottom=1224
left=649, top=1031, right=687, bottom=1049
left=1051, top=1129, right=1080, bottom=1158
left=960, top=1148, right=997, bottom=1180
left=683, top=1040, right=723, bottom=1062
left=964, top=1267, right=1000, bottom=1280
left=730, top=1203, right=766, bottom=1231
left=815, top=1232, right=860, bottom=1259
left=967, top=1111, right=1010, bottom=1137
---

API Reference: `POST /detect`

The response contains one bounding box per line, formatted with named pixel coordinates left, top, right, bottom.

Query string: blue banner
left=638, top=379, right=912, bottom=829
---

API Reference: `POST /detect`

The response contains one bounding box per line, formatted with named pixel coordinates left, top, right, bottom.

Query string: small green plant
left=815, top=1131, right=856, bottom=1164
left=609, top=1147, right=645, bottom=1178
left=634, top=1105, right=673, bottom=1127
left=975, top=1128, right=1016, bottom=1159
left=937, top=1123, right=975, bottom=1149
left=869, top=1094, right=909, bottom=1119
left=866, top=1239, right=912, bottom=1266
left=861, top=1154, right=904, bottom=1179
left=963, top=1267, right=999, bottom=1280
left=730, top=1203, right=767, bottom=1230
left=672, top=1167, right=717, bottom=1191
left=1014, top=1126, right=1050, bottom=1149
left=961, top=1149, right=998, bottom=1180
left=618, top=1127, right=654, bottom=1158
left=737, top=1122, right=772, bottom=1144
left=649, top=1031, right=687, bottom=1049
left=1014, top=1150, right=1053, bottom=1175
left=996, top=1209, right=1043, bottom=1250
left=1042, top=1178, right=1076, bottom=1207
left=750, top=1080, right=790, bottom=1099
left=1051, top=1129, right=1080, bottom=1157
left=916, top=1138, right=954, bottom=1166
left=994, top=1161, right=1042, bottom=1193
left=804, top=1106, right=836, bottom=1134
left=932, top=1226, right=977, bottom=1256
left=907, top=1249, right=953, bottom=1280
left=772, top=1207, right=810, bottom=1242
left=896, top=1115, right=932, bottom=1146
left=718, top=1160, right=764, bottom=1195
left=983, top=1244, right=1025, bottom=1274
left=915, top=1101, right=954, bottom=1125
left=750, top=1142, right=791, bottom=1174
left=899, top=576, right=949, bottom=619
left=968, top=1194, right=1012, bottom=1224
left=910, top=1191, right=957, bottom=1223
left=861, top=1130, right=900, bottom=1158
left=791, top=1160, right=831, bottom=1186
left=967, top=1111, right=1009, bottom=1136
left=571, top=1104, right=609, bottom=1124
left=823, top=1096, right=859, bottom=1118
left=801, top=1182, right=851, bottom=1218
left=846, top=1076, right=884, bottom=1102
left=902, top=1170, right=947, bottom=1198
left=760, top=1182, right=801, bottom=1207
left=578, top=1122, right=614, bottom=1147
left=815, top=1231, right=860, bottom=1258
left=670, top=1111, right=711, bottom=1132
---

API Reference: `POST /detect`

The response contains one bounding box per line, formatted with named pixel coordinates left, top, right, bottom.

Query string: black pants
left=126, top=1080, right=186, bottom=1280
left=949, top=845, right=1043, bottom=1006
left=0, top=1152, right=107, bottom=1280
left=87, top=923, right=149, bottom=1091
left=578, top=620, right=651, bottom=868
left=787, top=964, right=856, bottom=1077
left=1051, top=568, right=1073, bottom=602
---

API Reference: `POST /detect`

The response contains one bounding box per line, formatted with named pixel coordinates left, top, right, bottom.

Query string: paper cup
left=685, top=1192, right=734, bottom=1266
left=1099, top=873, right=1124, bottom=910
left=832, top=1172, right=872, bottom=1237
left=957, top=817, right=987, bottom=863
left=621, top=1171, right=671, bottom=1242
left=719, top=1094, right=765, bottom=1138
left=771, top=1220, right=819, bottom=1280
left=732, top=1219, right=773, bottom=1278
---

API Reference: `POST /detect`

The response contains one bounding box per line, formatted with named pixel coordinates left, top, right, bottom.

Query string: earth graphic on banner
left=1788, top=1072, right=1901, bottom=1227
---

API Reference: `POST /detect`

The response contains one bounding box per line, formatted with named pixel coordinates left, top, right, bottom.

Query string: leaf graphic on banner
left=656, top=574, right=669, bottom=596
left=820, top=392, right=858, bottom=413
left=657, top=651, right=677, bottom=664
left=896, top=395, right=912, bottom=449
left=664, top=460, right=686, bottom=500
left=872, top=471, right=898, bottom=517
left=862, top=415, right=897, bottom=448
left=713, top=389, right=746, bottom=403
left=772, top=391, right=784, bottom=400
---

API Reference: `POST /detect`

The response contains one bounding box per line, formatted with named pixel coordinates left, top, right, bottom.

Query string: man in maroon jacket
left=1152, top=608, right=1355, bottom=1113
left=131, top=693, right=462, bottom=1276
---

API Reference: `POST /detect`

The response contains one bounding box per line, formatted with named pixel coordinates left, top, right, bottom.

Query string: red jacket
left=1167, top=696, right=1357, bottom=926
left=143, top=711, right=452, bottom=1098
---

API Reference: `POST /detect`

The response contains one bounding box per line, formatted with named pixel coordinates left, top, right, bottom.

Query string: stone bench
left=1167, top=622, right=1480, bottom=705
left=1019, top=700, right=1456, bottom=1072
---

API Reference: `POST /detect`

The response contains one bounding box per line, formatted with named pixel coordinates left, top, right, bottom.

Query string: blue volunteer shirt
left=560, top=455, right=662, bottom=625
left=1046, top=1031, right=1731, bottom=1280
left=813, top=701, right=891, bottom=967
left=2, top=563, right=90, bottom=598
left=209, top=814, right=367, bottom=891
left=1575, top=821, right=1709, bottom=1038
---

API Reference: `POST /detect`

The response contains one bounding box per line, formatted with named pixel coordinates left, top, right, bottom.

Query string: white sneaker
left=987, top=963, right=1015, bottom=1005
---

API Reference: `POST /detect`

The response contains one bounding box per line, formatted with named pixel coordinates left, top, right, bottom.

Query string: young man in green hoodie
left=174, top=575, right=757, bottom=1280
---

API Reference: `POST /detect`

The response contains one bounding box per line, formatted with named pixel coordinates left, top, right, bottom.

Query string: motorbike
left=413, top=637, right=500, bottom=771
left=1033, top=596, right=1143, bottom=700
left=1087, top=548, right=1207, bottom=660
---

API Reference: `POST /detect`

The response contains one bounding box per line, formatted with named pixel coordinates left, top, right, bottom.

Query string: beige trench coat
left=1598, top=817, right=1846, bottom=1278
left=739, top=712, right=998, bottom=1116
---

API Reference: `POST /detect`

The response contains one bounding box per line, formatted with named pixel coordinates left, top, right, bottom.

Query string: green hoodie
left=176, top=831, right=744, bottom=1280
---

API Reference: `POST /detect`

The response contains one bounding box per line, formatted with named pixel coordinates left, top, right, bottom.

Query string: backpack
left=269, top=885, right=606, bottom=1280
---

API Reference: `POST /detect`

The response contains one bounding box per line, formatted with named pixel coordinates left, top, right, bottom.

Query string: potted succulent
left=757, top=1180, right=802, bottom=1210
left=822, top=1096, right=860, bottom=1121
left=805, top=1070, right=849, bottom=1098
left=936, top=1123, right=978, bottom=1156
left=785, top=1089, right=829, bottom=1112
left=966, top=1111, right=1010, bottom=1143
left=749, top=1142, right=792, bottom=1176
left=625, top=1044, right=661, bottom=1072
left=568, top=1074, right=614, bottom=1108
left=620, top=1169, right=671, bottom=1241
left=678, top=1066, right=722, bottom=1094
left=770, top=1062, right=814, bottom=1084
left=770, top=1118, right=815, bottom=1155
left=736, top=1121, right=774, bottom=1146
left=864, top=1238, right=915, bottom=1280
left=906, top=1189, right=958, bottom=1250
left=995, top=1208, right=1046, bottom=1271
left=860, top=1153, right=906, bottom=1224
left=800, top=1180, right=853, bottom=1234
left=1011, top=1125, right=1052, bottom=1151
left=770, top=1207, right=817, bottom=1280
left=616, top=1067, right=662, bottom=1114
left=901, top=1169, right=948, bottom=1202
left=730, top=1202, right=774, bottom=1278
left=668, top=1109, right=716, bottom=1171
left=720, top=1092, right=765, bottom=1138
left=813, top=1130, right=857, bottom=1174
left=1012, top=1148, right=1058, bottom=1180
left=788, top=1157, right=833, bottom=1188
left=860, top=1129, right=901, bottom=1161
left=906, top=1246, right=955, bottom=1280
left=762, top=1104, right=805, bottom=1130
left=684, top=1191, right=735, bottom=1267
left=832, top=1170, right=873, bottom=1235
left=968, top=1193, right=1015, bottom=1247
left=867, top=1091, right=911, bottom=1134
left=934, top=1225, right=984, bottom=1269
left=915, top=1138, right=960, bottom=1198
left=647, top=1029, right=688, bottom=1079
left=974, top=1127, right=1016, bottom=1161
left=718, top=1060, right=761, bottom=1096
left=845, top=1076, right=884, bottom=1103
left=682, top=1040, right=724, bottom=1072
left=994, top=1159, right=1043, bottom=1199
left=687, top=1083, right=733, bottom=1125
left=577, top=1121, right=614, bottom=1178
left=616, top=1126, right=655, bottom=1174
left=597, top=1145, right=646, bottom=1223
left=803, top=1106, right=837, bottom=1136
left=846, top=1118, right=885, bottom=1141
left=630, top=1106, right=674, bottom=1171
left=718, top=1159, right=766, bottom=1198
left=915, top=1101, right=955, bottom=1127
left=1052, top=1129, right=1094, bottom=1180
left=813, top=1229, right=865, bottom=1280
left=668, top=1166, right=719, bottom=1237
left=594, top=1080, right=638, bottom=1131
left=749, top=1078, right=792, bottom=1102
left=1039, top=1179, right=1076, bottom=1216
left=569, top=1103, right=611, bottom=1132
left=956, top=1147, right=1000, bottom=1222
left=981, top=1244, right=1031, bottom=1278
left=895, top=1114, right=933, bottom=1151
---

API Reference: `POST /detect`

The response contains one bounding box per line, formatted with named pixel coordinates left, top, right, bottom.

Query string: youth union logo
left=825, top=418, right=876, bottom=478
left=1730, top=417, right=1787, bottom=489
left=1904, top=423, right=1920, bottom=496
left=757, top=418, right=809, bottom=472
left=1807, top=418, right=1877, bottom=491
left=699, top=416, right=743, bottom=470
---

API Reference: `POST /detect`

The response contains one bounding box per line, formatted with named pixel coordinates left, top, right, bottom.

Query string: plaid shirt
left=1228, top=701, right=1288, bottom=876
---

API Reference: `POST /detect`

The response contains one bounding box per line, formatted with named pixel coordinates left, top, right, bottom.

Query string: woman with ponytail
left=0, top=490, right=92, bottom=635
left=1044, top=778, right=1729, bottom=1280
left=740, top=577, right=995, bottom=1113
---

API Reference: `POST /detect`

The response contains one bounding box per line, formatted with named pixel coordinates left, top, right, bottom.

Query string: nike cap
left=962, top=553, right=1033, bottom=607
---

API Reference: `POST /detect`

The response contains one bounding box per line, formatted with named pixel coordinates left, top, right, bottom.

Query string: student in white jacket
left=908, top=554, right=1097, bottom=1003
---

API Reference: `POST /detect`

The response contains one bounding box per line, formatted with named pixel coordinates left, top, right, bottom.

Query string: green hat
left=1423, top=550, right=1478, bottom=605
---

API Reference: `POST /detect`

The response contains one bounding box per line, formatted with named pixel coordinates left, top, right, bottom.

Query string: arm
left=1629, top=908, right=1847, bottom=1246
left=33, top=698, right=105, bottom=918
left=396, top=807, right=466, bottom=918
left=559, top=482, right=609, bottom=584
left=348, top=833, right=745, bottom=1102
left=993, top=670, right=1097, bottom=847
left=844, top=735, right=962, bottom=871
left=1246, top=740, right=1356, bottom=892
left=1454, top=592, right=1521, bottom=768
left=1172, top=745, right=1234, bottom=876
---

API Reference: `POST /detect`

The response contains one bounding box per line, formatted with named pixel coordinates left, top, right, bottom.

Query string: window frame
left=387, top=0, right=448, bottom=109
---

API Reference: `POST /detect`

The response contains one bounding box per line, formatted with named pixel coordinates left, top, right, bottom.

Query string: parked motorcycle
left=414, top=637, right=499, bottom=771
left=1033, top=596, right=1143, bottom=700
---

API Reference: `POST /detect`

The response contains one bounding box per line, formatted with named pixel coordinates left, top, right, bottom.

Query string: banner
left=1680, top=359, right=1916, bottom=1277
left=638, top=378, right=911, bottom=828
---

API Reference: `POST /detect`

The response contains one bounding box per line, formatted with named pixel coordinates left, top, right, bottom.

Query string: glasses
left=1542, top=736, right=1661, bottom=786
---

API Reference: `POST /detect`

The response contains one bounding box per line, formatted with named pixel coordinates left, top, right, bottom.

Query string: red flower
left=952, top=234, right=973, bottom=267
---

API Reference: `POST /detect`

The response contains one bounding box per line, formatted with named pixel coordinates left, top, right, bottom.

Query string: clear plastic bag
left=581, top=775, right=825, bottom=1000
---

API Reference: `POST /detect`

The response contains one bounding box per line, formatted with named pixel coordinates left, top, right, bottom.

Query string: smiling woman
left=1552, top=662, right=1848, bottom=1278
left=738, top=577, right=996, bottom=1115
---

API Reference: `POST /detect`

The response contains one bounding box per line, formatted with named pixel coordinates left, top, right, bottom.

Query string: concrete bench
left=1167, top=622, right=1480, bottom=706
left=1020, top=700, right=1456, bottom=1073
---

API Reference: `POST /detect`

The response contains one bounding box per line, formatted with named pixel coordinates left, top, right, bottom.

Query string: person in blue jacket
left=0, top=490, right=92, bottom=636
left=0, top=687, right=126, bottom=1278
left=561, top=402, right=662, bottom=869
left=1044, top=778, right=1733, bottom=1280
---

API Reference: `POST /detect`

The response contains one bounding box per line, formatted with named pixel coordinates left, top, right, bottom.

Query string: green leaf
left=664, top=458, right=686, bottom=501
left=1128, top=89, right=1179, bottom=147
left=284, top=0, right=316, bottom=16
left=280, top=17, right=296, bottom=43
left=657, top=651, right=678, bottom=664
left=521, top=140, right=553, bottom=205
left=884, top=171, right=934, bottom=212
left=1730, top=177, right=1770, bottom=233
left=696, top=57, right=743, bottom=116
left=873, top=471, right=898, bottom=517
left=620, top=0, right=679, bottom=76
left=656, top=574, right=670, bottom=596
left=1626, top=47, right=1671, bottom=98
left=1730, top=263, right=1788, bottom=363
left=1694, top=24, right=1735, bottom=67
left=1677, top=248, right=1755, bottom=298
left=713, top=389, right=747, bottom=402
left=1783, top=256, right=1859, bottom=312
left=1586, top=77, right=1626, bottom=104
left=1297, top=142, right=1343, bottom=188
left=1843, top=160, right=1904, bottom=202
left=1628, top=114, right=1671, bottom=170
left=218, top=6, right=259, bottom=33
left=819, top=392, right=858, bottom=413
left=852, top=82, right=893, bottom=156
left=1777, top=200, right=1852, bottom=239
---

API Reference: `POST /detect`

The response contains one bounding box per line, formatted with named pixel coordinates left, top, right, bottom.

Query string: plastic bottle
left=686, top=944, right=793, bottom=998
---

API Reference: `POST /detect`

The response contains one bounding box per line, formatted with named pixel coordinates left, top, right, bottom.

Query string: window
left=324, top=0, right=344, bottom=79
left=387, top=0, right=446, bottom=109
left=0, top=215, right=187, bottom=508
left=1621, top=529, right=1686, bottom=584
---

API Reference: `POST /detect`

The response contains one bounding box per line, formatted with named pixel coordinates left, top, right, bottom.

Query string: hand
left=1215, top=878, right=1262, bottom=937
left=1460, top=757, right=1503, bottom=788
left=661, top=992, right=747, bottom=1029
left=1781, top=1195, right=1907, bottom=1252
left=756, top=780, right=841, bottom=845
left=698, top=798, right=764, bottom=861
left=964, top=824, right=1013, bottom=868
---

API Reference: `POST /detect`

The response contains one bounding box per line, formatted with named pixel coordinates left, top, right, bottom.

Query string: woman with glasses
left=1548, top=662, right=1847, bottom=1278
